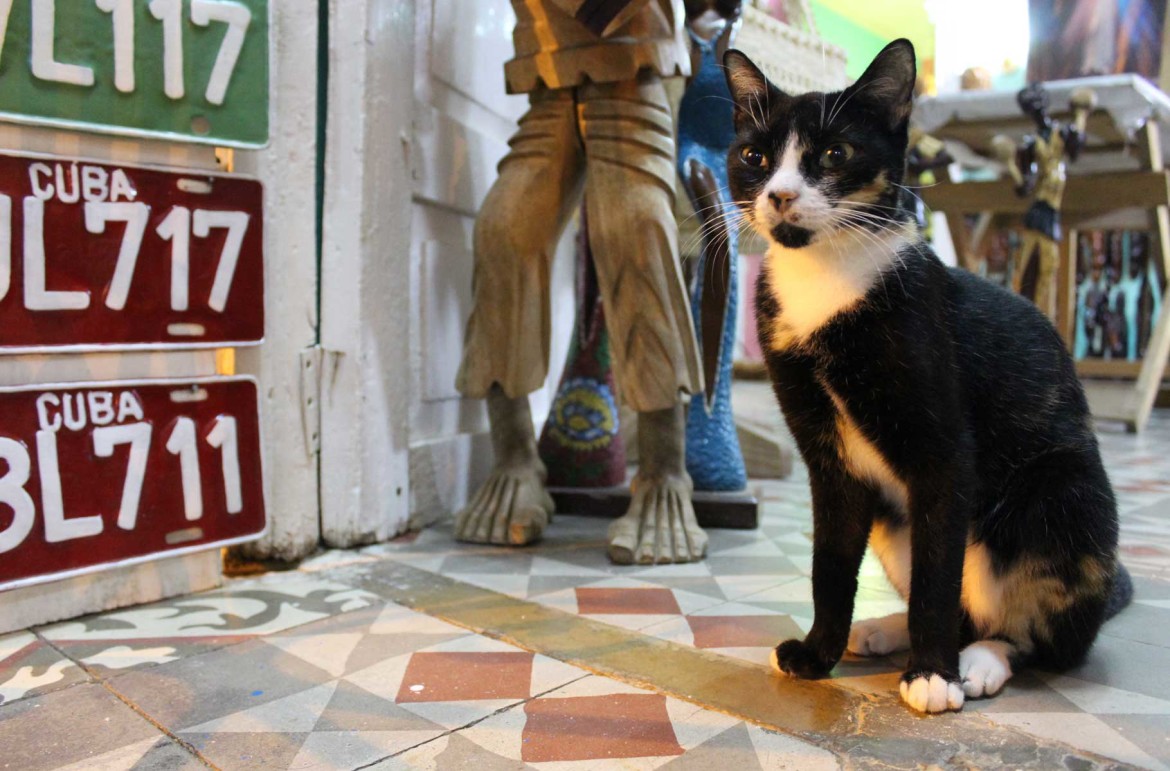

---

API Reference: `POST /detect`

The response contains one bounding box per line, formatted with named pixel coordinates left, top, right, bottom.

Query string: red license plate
left=0, top=377, right=266, bottom=591
left=0, top=151, right=263, bottom=351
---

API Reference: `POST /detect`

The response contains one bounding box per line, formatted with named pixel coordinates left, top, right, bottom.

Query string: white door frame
left=317, top=0, right=415, bottom=545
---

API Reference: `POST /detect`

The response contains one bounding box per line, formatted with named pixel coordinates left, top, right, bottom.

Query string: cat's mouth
left=770, top=222, right=815, bottom=249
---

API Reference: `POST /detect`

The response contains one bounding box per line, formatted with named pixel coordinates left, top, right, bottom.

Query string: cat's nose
left=768, top=190, right=800, bottom=214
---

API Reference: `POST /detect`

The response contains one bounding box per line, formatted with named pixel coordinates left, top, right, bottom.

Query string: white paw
left=847, top=612, right=910, bottom=656
left=959, top=640, right=1014, bottom=699
left=899, top=674, right=964, bottom=713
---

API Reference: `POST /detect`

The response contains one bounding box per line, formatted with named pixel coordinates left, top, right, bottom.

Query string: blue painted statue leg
left=685, top=238, right=748, bottom=491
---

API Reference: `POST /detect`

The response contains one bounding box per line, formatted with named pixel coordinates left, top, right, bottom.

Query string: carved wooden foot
left=454, top=463, right=554, bottom=545
left=607, top=471, right=708, bottom=563
left=455, top=384, right=554, bottom=546
left=607, top=404, right=708, bottom=564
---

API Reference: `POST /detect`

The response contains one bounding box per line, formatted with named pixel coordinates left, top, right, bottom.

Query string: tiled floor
left=2, top=385, right=1170, bottom=769
left=0, top=577, right=836, bottom=770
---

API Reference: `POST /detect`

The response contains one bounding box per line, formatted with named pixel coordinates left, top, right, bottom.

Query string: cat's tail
left=1105, top=563, right=1134, bottom=620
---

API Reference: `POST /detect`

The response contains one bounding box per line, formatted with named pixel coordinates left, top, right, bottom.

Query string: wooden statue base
left=548, top=486, right=759, bottom=529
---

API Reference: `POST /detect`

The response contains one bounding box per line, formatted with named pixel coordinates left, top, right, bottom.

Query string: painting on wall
left=1072, top=230, right=1165, bottom=363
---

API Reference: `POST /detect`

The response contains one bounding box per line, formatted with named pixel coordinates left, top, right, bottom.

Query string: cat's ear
left=723, top=49, right=775, bottom=129
left=849, top=38, right=916, bottom=130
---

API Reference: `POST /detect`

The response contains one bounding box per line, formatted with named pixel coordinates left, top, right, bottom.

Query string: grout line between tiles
left=333, top=558, right=1134, bottom=770
left=58, top=643, right=221, bottom=771
left=352, top=672, right=594, bottom=770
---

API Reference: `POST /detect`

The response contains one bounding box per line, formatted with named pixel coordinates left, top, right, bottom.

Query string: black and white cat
left=723, top=40, right=1132, bottom=713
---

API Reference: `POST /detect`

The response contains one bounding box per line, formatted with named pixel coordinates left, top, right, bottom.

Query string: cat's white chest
left=763, top=227, right=912, bottom=350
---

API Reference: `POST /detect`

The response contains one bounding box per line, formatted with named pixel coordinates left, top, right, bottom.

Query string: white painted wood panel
left=318, top=0, right=415, bottom=545
left=234, top=0, right=321, bottom=561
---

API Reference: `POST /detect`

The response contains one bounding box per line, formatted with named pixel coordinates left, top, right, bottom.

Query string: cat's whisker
left=826, top=78, right=883, bottom=130
left=832, top=216, right=909, bottom=297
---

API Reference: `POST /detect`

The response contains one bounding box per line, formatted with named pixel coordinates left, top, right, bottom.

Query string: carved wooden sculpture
left=455, top=0, right=709, bottom=563
left=993, top=84, right=1096, bottom=320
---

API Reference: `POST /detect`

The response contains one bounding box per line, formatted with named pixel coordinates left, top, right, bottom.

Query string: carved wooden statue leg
left=579, top=76, right=706, bottom=563
left=1032, top=236, right=1061, bottom=321
left=1012, top=230, right=1060, bottom=321
left=454, top=384, right=555, bottom=545
left=454, top=89, right=583, bottom=546
left=681, top=159, right=748, bottom=491
left=456, top=75, right=702, bottom=556
left=608, top=403, right=708, bottom=563
left=1012, top=232, right=1040, bottom=299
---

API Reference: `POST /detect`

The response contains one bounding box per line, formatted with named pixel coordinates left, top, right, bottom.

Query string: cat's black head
left=723, top=40, right=917, bottom=249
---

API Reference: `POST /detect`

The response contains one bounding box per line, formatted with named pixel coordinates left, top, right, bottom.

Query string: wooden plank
left=922, top=171, right=1170, bottom=215
left=736, top=420, right=795, bottom=480
left=548, top=487, right=759, bottom=529
left=934, top=112, right=1128, bottom=156
left=1121, top=124, right=1170, bottom=432
left=1056, top=233, right=1074, bottom=346
left=1077, top=360, right=1144, bottom=378
left=1083, top=379, right=1140, bottom=429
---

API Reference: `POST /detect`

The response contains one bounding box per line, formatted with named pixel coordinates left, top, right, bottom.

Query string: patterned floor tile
left=51, top=738, right=205, bottom=771
left=576, top=587, right=682, bottom=615
left=686, top=614, right=804, bottom=649
left=366, top=393, right=1170, bottom=769
left=522, top=691, right=684, bottom=762
left=386, top=675, right=840, bottom=770
left=92, top=600, right=590, bottom=770
left=1098, top=714, right=1170, bottom=771
left=37, top=573, right=381, bottom=678
left=0, top=631, right=87, bottom=706
left=0, top=682, right=169, bottom=771
left=986, top=712, right=1169, bottom=771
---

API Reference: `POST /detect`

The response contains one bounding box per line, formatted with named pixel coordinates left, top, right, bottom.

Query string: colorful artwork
left=543, top=377, right=620, bottom=453
left=1073, top=230, right=1164, bottom=362
left=1028, top=0, right=1165, bottom=82
left=538, top=208, right=627, bottom=489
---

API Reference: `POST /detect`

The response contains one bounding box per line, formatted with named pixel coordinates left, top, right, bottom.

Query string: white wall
left=235, top=0, right=321, bottom=562
left=407, top=0, right=577, bottom=528
left=318, top=0, right=416, bottom=545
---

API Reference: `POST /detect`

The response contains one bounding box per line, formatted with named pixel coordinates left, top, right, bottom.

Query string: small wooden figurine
left=455, top=0, right=709, bottom=564
left=992, top=83, right=1097, bottom=320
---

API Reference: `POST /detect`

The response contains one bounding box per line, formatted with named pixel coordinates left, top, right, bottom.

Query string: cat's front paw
left=899, top=670, right=964, bottom=714
left=770, top=639, right=834, bottom=679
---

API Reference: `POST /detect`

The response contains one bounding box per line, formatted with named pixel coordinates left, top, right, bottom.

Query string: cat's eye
left=739, top=146, right=768, bottom=168
left=820, top=143, right=855, bottom=169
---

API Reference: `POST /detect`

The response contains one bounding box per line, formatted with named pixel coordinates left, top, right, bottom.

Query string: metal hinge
left=299, top=345, right=344, bottom=460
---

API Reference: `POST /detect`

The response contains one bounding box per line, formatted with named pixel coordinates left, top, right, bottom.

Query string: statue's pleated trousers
left=456, top=76, right=702, bottom=412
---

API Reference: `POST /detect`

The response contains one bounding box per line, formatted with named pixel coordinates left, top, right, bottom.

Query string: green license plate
left=0, top=0, right=268, bottom=147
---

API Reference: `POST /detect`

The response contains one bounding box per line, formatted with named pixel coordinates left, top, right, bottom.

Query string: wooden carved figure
left=455, top=0, right=708, bottom=564
left=992, top=83, right=1096, bottom=320
left=678, top=0, right=747, bottom=491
